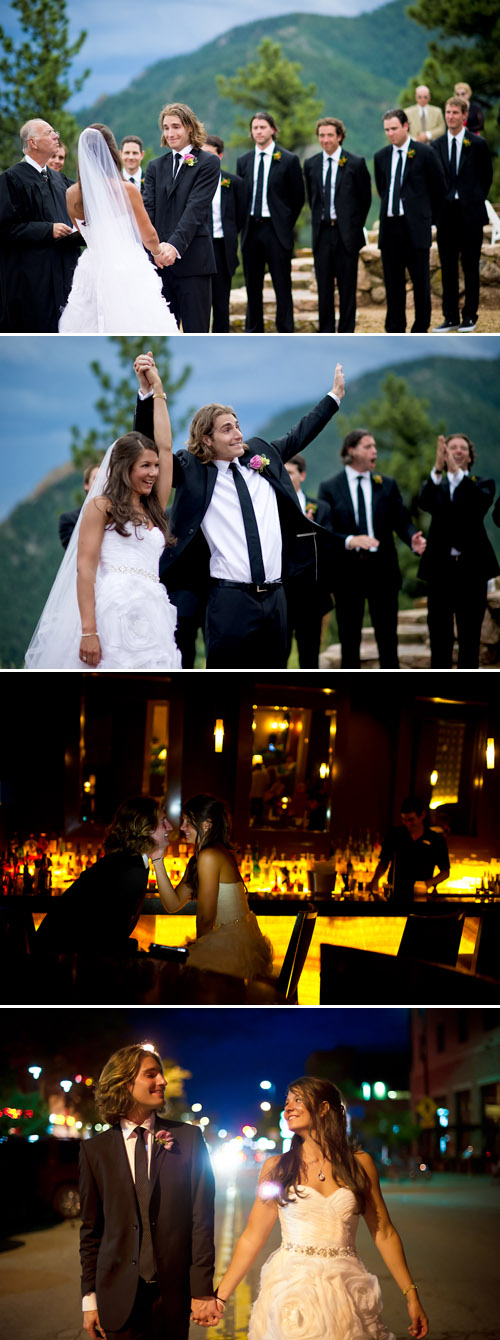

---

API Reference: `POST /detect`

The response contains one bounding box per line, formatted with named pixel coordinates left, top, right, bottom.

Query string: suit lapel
left=340, top=470, right=357, bottom=524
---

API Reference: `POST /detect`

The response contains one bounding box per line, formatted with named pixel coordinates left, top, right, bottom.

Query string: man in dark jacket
left=237, top=111, right=305, bottom=332
left=304, top=117, right=371, bottom=332
left=374, top=108, right=445, bottom=332
left=431, top=97, right=493, bottom=332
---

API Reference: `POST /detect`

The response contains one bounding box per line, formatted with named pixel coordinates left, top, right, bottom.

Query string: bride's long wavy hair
left=101, top=433, right=174, bottom=543
left=182, top=794, right=236, bottom=897
left=265, top=1077, right=369, bottom=1211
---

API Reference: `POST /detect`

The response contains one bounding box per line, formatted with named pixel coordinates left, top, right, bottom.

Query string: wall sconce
left=214, top=719, right=224, bottom=753
left=430, top=770, right=438, bottom=787
left=486, top=738, right=495, bottom=770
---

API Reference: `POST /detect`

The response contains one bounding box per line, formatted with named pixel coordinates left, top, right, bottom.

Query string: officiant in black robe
left=0, top=118, right=82, bottom=332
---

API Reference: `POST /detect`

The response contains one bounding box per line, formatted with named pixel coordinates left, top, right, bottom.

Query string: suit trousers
left=242, top=219, right=294, bottom=332
left=381, top=216, right=431, bottom=332
left=334, top=554, right=399, bottom=668
left=286, top=582, right=324, bottom=668
left=314, top=222, right=358, bottom=332
left=437, top=201, right=483, bottom=324
left=105, top=1279, right=189, bottom=1340
left=211, top=238, right=232, bottom=332
left=205, top=583, right=287, bottom=668
left=426, top=555, right=488, bottom=668
left=160, top=269, right=212, bottom=333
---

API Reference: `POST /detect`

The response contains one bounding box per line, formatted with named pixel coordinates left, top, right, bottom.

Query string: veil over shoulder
left=59, top=127, right=177, bottom=334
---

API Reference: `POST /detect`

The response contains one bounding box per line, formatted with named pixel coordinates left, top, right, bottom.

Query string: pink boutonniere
left=182, top=154, right=197, bottom=168
left=249, top=454, right=270, bottom=472
left=273, top=151, right=282, bottom=161
left=221, top=176, right=231, bottom=188
left=155, top=1129, right=175, bottom=1149
left=372, top=474, right=383, bottom=485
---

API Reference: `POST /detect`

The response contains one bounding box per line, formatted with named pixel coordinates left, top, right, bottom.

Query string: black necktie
left=173, top=152, right=181, bottom=179
left=392, top=149, right=403, bottom=216
left=449, top=136, right=457, bottom=185
left=229, top=463, right=266, bottom=585
left=356, top=476, right=369, bottom=535
left=253, top=153, right=265, bottom=220
left=134, top=1127, right=156, bottom=1282
left=128, top=176, right=136, bottom=183
left=323, top=157, right=333, bottom=220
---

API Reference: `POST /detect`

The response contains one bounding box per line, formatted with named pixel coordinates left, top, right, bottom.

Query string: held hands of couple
left=152, top=242, right=177, bottom=268
left=190, top=1297, right=222, bottom=1327
left=133, top=353, right=164, bottom=398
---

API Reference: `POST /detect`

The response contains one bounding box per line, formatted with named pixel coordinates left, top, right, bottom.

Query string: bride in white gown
left=151, top=794, right=273, bottom=979
left=25, top=357, right=181, bottom=670
left=214, top=1077, right=429, bottom=1340
left=59, top=124, right=178, bottom=334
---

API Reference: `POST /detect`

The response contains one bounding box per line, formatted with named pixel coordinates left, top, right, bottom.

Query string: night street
left=1, top=1173, right=498, bottom=1340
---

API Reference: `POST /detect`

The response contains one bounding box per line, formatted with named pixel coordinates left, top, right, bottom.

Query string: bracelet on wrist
left=403, top=1283, right=418, bottom=1297
left=153, top=391, right=167, bottom=400
left=81, top=632, right=98, bottom=638
left=214, top=1291, right=226, bottom=1307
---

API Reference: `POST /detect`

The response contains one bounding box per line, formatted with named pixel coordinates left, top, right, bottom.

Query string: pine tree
left=0, top=0, right=90, bottom=172
left=216, top=37, right=323, bottom=153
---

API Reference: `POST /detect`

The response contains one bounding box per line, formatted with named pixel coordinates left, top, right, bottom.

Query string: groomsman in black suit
left=374, top=108, right=445, bottom=332
left=143, top=102, right=220, bottom=332
left=202, top=135, right=248, bottom=332
left=120, top=135, right=146, bottom=193
left=284, top=454, right=333, bottom=668
left=318, top=429, right=426, bottom=668
left=134, top=355, right=345, bottom=669
left=304, top=117, right=371, bottom=332
left=431, top=97, right=493, bottom=332
left=237, top=111, right=305, bottom=331
left=0, top=118, right=82, bottom=332
left=418, top=433, right=499, bottom=667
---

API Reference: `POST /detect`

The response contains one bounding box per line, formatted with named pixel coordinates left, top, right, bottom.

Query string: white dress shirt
left=447, top=126, right=465, bottom=198
left=387, top=138, right=412, bottom=216
left=322, top=146, right=341, bottom=220
left=345, top=463, right=377, bottom=551
left=124, top=168, right=142, bottom=189
left=211, top=178, right=223, bottom=238
left=23, top=155, right=43, bottom=173
left=202, top=457, right=282, bottom=582
left=297, top=487, right=307, bottom=514
left=83, top=1116, right=155, bottom=1311
left=250, top=141, right=275, bottom=217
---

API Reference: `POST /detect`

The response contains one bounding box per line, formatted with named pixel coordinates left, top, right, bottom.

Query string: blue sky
left=3, top=0, right=389, bottom=108
left=0, top=334, right=497, bottom=521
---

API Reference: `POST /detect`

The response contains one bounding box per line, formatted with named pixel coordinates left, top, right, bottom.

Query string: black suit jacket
left=318, top=470, right=417, bottom=589
left=135, top=394, right=339, bottom=601
left=0, top=160, right=82, bottom=331
left=431, top=131, right=492, bottom=227
left=374, top=139, right=446, bottom=250
left=216, top=169, right=248, bottom=274
left=79, top=1117, right=215, bottom=1333
left=304, top=150, right=371, bottom=254
left=33, top=852, right=148, bottom=955
left=236, top=145, right=305, bottom=251
left=58, top=505, right=81, bottom=549
left=143, top=149, right=220, bottom=276
left=418, top=473, right=500, bottom=582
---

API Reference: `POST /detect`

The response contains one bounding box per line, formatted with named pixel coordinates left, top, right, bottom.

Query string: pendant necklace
left=303, top=1153, right=326, bottom=1182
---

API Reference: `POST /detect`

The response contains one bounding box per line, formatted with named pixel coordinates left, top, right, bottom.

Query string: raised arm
left=271, top=363, right=345, bottom=464
left=76, top=496, right=109, bottom=667
left=150, top=828, right=195, bottom=913
left=133, top=353, right=173, bottom=511
left=215, top=1158, right=279, bottom=1315
left=358, top=1151, right=428, bottom=1337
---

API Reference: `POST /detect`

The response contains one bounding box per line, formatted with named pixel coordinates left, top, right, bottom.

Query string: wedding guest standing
left=202, top=135, right=248, bottom=332
left=404, top=87, right=445, bottom=143
left=120, top=135, right=146, bottom=191
left=374, top=109, right=445, bottom=332
left=237, top=112, right=305, bottom=331
left=432, top=97, right=492, bottom=332
left=418, top=433, right=499, bottom=667
left=143, top=102, right=220, bottom=332
left=47, top=141, right=74, bottom=189
left=304, top=117, right=371, bottom=332
left=0, top=118, right=82, bottom=332
left=368, top=796, right=450, bottom=908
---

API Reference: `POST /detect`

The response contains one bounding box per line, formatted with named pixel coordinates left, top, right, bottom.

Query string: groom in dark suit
left=431, top=97, right=493, bottom=332
left=134, top=355, right=344, bottom=669
left=80, top=1043, right=217, bottom=1339
left=374, top=108, right=445, bottom=332
left=237, top=111, right=305, bottom=331
left=318, top=429, right=426, bottom=668
left=143, top=103, right=220, bottom=332
left=304, top=117, right=371, bottom=332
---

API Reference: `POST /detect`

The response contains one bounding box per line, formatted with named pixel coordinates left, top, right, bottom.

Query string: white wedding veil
left=25, top=444, right=115, bottom=669
left=77, top=125, right=143, bottom=256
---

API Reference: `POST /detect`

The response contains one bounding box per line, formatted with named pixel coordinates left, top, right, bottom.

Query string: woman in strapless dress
left=151, top=794, right=273, bottom=979
left=213, top=1077, right=429, bottom=1340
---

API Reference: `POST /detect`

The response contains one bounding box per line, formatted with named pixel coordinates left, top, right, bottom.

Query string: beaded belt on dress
left=106, top=564, right=159, bottom=582
left=283, top=1243, right=358, bottom=1259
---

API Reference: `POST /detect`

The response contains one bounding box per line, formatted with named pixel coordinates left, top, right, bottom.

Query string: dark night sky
left=3, top=1007, right=410, bottom=1130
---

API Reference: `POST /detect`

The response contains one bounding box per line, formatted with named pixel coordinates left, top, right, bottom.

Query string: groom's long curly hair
left=94, top=1044, right=165, bottom=1124
left=187, top=404, right=242, bottom=464
left=261, top=1077, right=369, bottom=1211
left=159, top=102, right=207, bottom=151
left=102, top=432, right=175, bottom=543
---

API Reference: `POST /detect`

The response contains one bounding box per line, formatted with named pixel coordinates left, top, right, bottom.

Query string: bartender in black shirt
left=368, top=795, right=450, bottom=907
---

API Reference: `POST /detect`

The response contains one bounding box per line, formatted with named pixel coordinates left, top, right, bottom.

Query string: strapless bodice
left=98, top=523, right=164, bottom=582
left=278, top=1186, right=360, bottom=1257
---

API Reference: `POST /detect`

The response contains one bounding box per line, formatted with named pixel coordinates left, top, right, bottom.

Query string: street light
left=28, top=1066, right=42, bottom=1081
left=373, top=1082, right=386, bottom=1099
left=260, top=1081, right=272, bottom=1090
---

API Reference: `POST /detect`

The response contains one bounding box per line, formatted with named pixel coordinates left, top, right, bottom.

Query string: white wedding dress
left=59, top=216, right=178, bottom=334
left=249, top=1186, right=395, bottom=1340
left=186, top=881, right=273, bottom=979
left=26, top=522, right=181, bottom=670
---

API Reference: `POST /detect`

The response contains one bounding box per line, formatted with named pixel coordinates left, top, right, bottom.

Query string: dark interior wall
left=331, top=684, right=398, bottom=843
